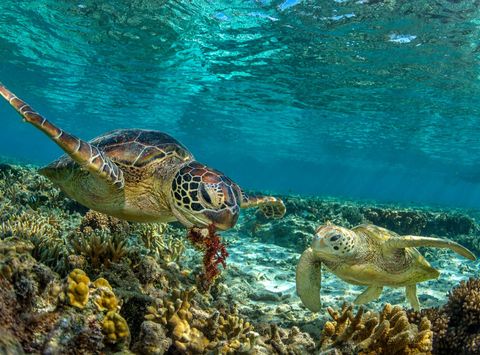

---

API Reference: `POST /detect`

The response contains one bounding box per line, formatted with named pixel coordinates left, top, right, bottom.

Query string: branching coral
left=135, top=223, right=186, bottom=264
left=66, top=269, right=90, bottom=308
left=205, top=310, right=259, bottom=354
left=145, top=288, right=261, bottom=354
left=0, top=211, right=60, bottom=240
left=264, top=324, right=315, bottom=355
left=320, top=303, right=433, bottom=354
left=71, top=230, right=128, bottom=271
left=408, top=277, right=480, bottom=353
left=187, top=225, right=229, bottom=292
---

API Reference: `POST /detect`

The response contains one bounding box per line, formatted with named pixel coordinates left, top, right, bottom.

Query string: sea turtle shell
left=43, top=128, right=194, bottom=171
left=350, top=224, right=435, bottom=277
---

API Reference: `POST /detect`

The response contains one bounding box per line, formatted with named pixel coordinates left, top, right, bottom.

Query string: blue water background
left=1, top=0, right=480, bottom=208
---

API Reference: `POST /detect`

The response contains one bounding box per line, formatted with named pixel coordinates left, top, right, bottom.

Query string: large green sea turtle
left=296, top=223, right=476, bottom=311
left=0, top=83, right=285, bottom=230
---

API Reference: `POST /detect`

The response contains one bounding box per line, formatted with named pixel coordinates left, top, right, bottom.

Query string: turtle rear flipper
left=0, top=83, right=124, bottom=188
left=240, top=193, right=286, bottom=219
left=296, top=247, right=322, bottom=312
left=384, top=235, right=476, bottom=261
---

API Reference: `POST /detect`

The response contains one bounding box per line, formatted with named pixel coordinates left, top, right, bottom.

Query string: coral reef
left=0, top=163, right=478, bottom=354
left=408, top=277, right=480, bottom=353
left=320, top=303, right=433, bottom=354
left=102, top=311, right=130, bottom=344
left=66, top=268, right=90, bottom=308
left=241, top=194, right=480, bottom=254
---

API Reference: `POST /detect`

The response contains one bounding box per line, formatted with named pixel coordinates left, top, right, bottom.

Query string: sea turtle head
left=170, top=161, right=242, bottom=231
left=311, top=223, right=357, bottom=260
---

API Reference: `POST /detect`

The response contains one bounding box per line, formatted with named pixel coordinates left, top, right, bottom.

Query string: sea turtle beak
left=312, top=235, right=326, bottom=250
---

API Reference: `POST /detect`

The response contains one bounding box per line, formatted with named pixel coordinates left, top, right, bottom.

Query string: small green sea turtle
left=296, top=223, right=476, bottom=311
left=0, top=83, right=285, bottom=230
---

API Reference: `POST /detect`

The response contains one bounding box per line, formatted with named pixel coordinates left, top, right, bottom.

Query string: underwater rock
left=131, top=320, right=171, bottom=355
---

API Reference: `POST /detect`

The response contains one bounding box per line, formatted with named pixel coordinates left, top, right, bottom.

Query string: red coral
left=187, top=224, right=229, bottom=291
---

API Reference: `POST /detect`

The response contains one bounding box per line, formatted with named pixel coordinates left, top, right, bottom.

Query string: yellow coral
left=102, top=311, right=130, bottom=343
left=320, top=303, right=433, bottom=354
left=67, top=268, right=90, bottom=308
left=93, top=278, right=119, bottom=312
left=145, top=288, right=210, bottom=353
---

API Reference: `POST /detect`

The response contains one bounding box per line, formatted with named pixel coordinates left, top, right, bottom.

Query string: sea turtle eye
left=330, top=235, right=341, bottom=242
left=199, top=184, right=223, bottom=208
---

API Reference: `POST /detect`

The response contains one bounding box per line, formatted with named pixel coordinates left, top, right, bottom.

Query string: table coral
left=66, top=268, right=90, bottom=308
left=320, top=303, right=433, bottom=354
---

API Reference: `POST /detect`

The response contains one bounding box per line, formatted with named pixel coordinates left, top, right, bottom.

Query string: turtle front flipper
left=384, top=235, right=476, bottom=261
left=240, top=192, right=286, bottom=219
left=296, top=247, right=322, bottom=312
left=0, top=83, right=124, bottom=188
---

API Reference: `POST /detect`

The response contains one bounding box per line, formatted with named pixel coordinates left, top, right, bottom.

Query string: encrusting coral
left=320, top=303, right=433, bottom=354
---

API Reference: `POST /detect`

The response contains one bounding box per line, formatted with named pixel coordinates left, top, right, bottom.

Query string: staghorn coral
left=320, top=303, right=433, bottom=354
left=0, top=211, right=60, bottom=240
left=135, top=222, right=186, bottom=264
left=102, top=311, right=130, bottom=345
left=66, top=268, right=90, bottom=308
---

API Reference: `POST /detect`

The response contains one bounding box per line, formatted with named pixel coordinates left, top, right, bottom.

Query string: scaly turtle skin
left=0, top=83, right=286, bottom=231
left=296, top=223, right=476, bottom=311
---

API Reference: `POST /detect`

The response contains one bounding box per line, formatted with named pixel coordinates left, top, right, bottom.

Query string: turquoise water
left=1, top=0, right=480, bottom=208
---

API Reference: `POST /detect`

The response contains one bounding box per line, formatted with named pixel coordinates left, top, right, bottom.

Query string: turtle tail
left=0, top=83, right=124, bottom=188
